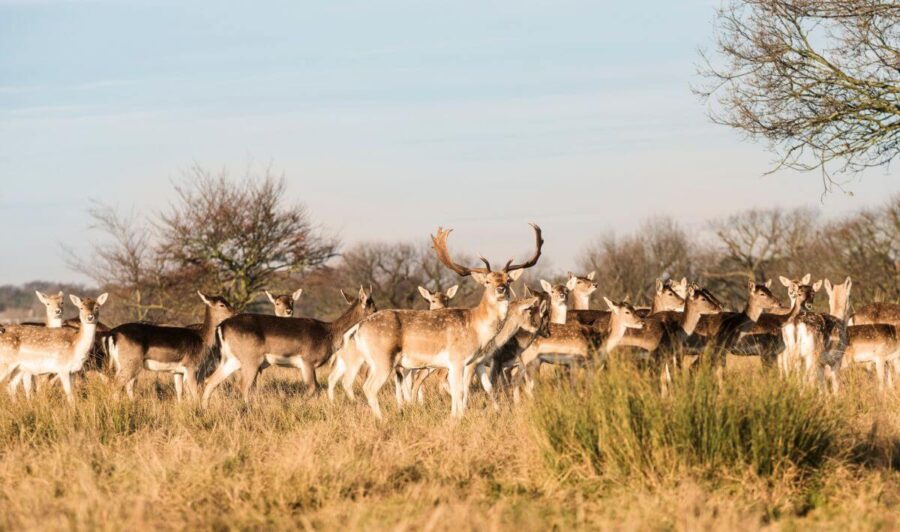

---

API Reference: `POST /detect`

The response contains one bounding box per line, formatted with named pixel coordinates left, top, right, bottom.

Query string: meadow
left=1, top=355, right=899, bottom=531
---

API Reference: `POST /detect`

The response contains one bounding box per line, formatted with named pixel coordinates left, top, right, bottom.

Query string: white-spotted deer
left=540, top=278, right=577, bottom=324
left=266, top=288, right=303, bottom=317
left=704, top=280, right=786, bottom=365
left=9, top=291, right=67, bottom=395
left=0, top=293, right=108, bottom=402
left=824, top=278, right=900, bottom=390
left=107, top=292, right=235, bottom=400
left=348, top=223, right=543, bottom=418
left=202, top=287, right=376, bottom=407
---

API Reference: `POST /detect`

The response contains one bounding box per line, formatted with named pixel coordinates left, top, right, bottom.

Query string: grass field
left=1, top=357, right=899, bottom=530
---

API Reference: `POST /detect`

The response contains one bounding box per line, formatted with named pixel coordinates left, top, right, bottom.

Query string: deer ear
left=417, top=286, right=431, bottom=300
left=96, top=293, right=109, bottom=305
left=603, top=296, right=617, bottom=312
left=509, top=286, right=518, bottom=299
left=35, top=291, right=48, bottom=304
left=446, top=285, right=458, bottom=299
left=623, top=294, right=632, bottom=304
left=567, top=271, right=575, bottom=280
left=801, top=273, right=811, bottom=285
left=779, top=276, right=791, bottom=287
left=812, top=280, right=823, bottom=292
left=198, top=291, right=212, bottom=306
left=656, top=279, right=664, bottom=294
left=844, top=277, right=852, bottom=291
left=507, top=269, right=524, bottom=281
left=69, top=294, right=82, bottom=307
left=265, top=290, right=276, bottom=304
left=540, top=280, right=552, bottom=293
left=523, top=297, right=538, bottom=310
left=292, top=288, right=303, bottom=301
left=566, top=276, right=578, bottom=291
left=765, top=279, right=772, bottom=288
left=340, top=289, right=353, bottom=305
left=587, top=271, right=596, bottom=281
left=823, top=279, right=833, bottom=295
left=358, top=286, right=368, bottom=302
left=748, top=280, right=756, bottom=293
left=522, top=285, right=532, bottom=297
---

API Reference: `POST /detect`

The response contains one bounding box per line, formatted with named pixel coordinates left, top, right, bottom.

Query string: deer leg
left=58, top=372, right=74, bottom=403
left=239, top=363, right=260, bottom=403
left=328, top=354, right=347, bottom=402
left=393, top=370, right=405, bottom=407
left=173, top=373, right=184, bottom=401
left=362, top=360, right=393, bottom=420
left=447, top=362, right=465, bottom=418
left=22, top=373, right=33, bottom=400
left=201, top=354, right=241, bottom=408
left=297, top=359, right=318, bottom=396
left=411, top=368, right=431, bottom=404
left=184, top=370, right=200, bottom=401
left=874, top=358, right=886, bottom=392
left=6, top=368, right=21, bottom=400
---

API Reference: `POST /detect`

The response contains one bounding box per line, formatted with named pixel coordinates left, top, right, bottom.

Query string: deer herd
left=0, top=223, right=898, bottom=418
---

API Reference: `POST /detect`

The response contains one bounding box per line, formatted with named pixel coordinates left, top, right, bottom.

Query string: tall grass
left=529, top=359, right=845, bottom=483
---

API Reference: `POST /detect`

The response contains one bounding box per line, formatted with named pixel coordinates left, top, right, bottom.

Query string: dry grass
left=1, top=358, right=899, bottom=531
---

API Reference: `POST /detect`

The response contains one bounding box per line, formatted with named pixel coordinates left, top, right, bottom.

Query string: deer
left=567, top=271, right=598, bottom=310
left=106, top=292, right=235, bottom=400
left=823, top=277, right=900, bottom=390
left=777, top=275, right=833, bottom=383
left=348, top=223, right=543, bottom=418
left=850, top=302, right=900, bottom=328
left=202, top=286, right=375, bottom=407
left=540, top=278, right=576, bottom=324
left=613, top=284, right=722, bottom=392
left=265, top=288, right=303, bottom=317
left=325, top=285, right=458, bottom=404
left=704, top=280, right=786, bottom=366
left=515, top=297, right=645, bottom=398
left=0, top=293, right=108, bottom=402
left=566, top=278, right=685, bottom=329
left=8, top=291, right=67, bottom=395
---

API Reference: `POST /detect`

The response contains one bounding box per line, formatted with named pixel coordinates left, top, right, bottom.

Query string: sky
left=1, top=0, right=897, bottom=285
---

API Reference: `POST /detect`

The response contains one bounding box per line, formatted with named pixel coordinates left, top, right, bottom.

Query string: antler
left=503, top=223, right=544, bottom=273
left=431, top=227, right=491, bottom=277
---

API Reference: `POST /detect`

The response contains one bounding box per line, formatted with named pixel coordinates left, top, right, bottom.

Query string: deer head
left=823, top=277, right=852, bottom=320
left=747, top=279, right=784, bottom=313
left=35, top=290, right=65, bottom=320
left=431, top=223, right=543, bottom=305
left=265, top=288, right=303, bottom=317
left=417, top=285, right=459, bottom=310
left=69, top=293, right=108, bottom=325
left=604, top=297, right=644, bottom=330
left=779, top=275, right=822, bottom=311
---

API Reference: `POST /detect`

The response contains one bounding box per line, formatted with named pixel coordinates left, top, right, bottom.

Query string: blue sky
left=1, top=0, right=897, bottom=285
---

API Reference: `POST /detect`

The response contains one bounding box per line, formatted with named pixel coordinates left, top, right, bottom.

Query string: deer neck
left=73, top=321, right=97, bottom=362
left=829, top=296, right=849, bottom=323
left=46, top=315, right=63, bottom=328
left=743, top=298, right=765, bottom=323
left=200, top=309, right=229, bottom=346
left=549, top=301, right=567, bottom=324
left=471, top=292, right=508, bottom=346
left=571, top=292, right=591, bottom=310
left=603, top=316, right=629, bottom=352
left=678, top=302, right=704, bottom=337
left=328, top=302, right=366, bottom=339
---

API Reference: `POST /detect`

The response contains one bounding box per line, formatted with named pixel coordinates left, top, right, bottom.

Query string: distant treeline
left=6, top=168, right=897, bottom=326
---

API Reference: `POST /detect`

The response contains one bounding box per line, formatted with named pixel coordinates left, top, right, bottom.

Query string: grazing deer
left=567, top=271, right=598, bottom=310
left=349, top=223, right=543, bottom=418
left=824, top=278, right=900, bottom=390
left=0, top=293, right=108, bottom=402
left=266, top=288, right=303, bottom=317
left=107, top=292, right=235, bottom=400
left=202, top=287, right=375, bottom=407
left=540, top=277, right=576, bottom=324
left=516, top=297, right=645, bottom=398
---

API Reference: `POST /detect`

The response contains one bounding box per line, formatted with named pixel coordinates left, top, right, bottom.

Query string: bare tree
left=156, top=166, right=338, bottom=311
left=578, top=218, right=694, bottom=305
left=698, top=1, right=900, bottom=187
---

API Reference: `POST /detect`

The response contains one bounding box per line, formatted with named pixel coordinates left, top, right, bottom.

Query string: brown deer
left=0, top=293, right=108, bottom=402
left=348, top=223, right=543, bottom=418
left=265, top=288, right=303, bottom=317
left=566, top=278, right=685, bottom=329
left=703, top=280, right=786, bottom=365
left=416, top=285, right=459, bottom=310
left=107, top=292, right=235, bottom=400
left=9, top=291, right=67, bottom=395
left=202, top=287, right=375, bottom=407
left=850, top=302, right=900, bottom=328
left=823, top=278, right=900, bottom=390
left=778, top=276, right=827, bottom=378
left=540, top=277, right=576, bottom=324
left=515, top=297, right=645, bottom=398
